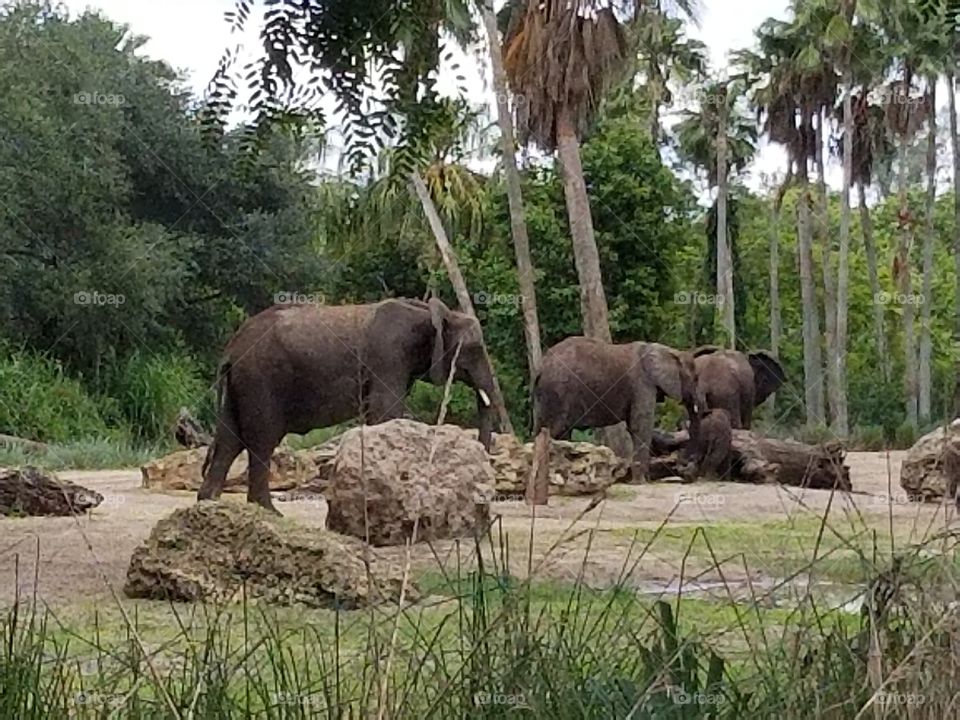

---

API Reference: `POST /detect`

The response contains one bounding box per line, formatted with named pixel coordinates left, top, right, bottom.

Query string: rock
left=324, top=419, right=494, bottom=546
left=900, top=419, right=960, bottom=502
left=0, top=466, right=102, bottom=516
left=124, top=502, right=414, bottom=608
left=140, top=445, right=313, bottom=493
left=488, top=433, right=629, bottom=497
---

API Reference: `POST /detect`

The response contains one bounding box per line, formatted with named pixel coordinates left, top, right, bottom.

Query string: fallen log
left=650, top=429, right=851, bottom=491
left=0, top=466, right=103, bottom=516
left=0, top=434, right=47, bottom=453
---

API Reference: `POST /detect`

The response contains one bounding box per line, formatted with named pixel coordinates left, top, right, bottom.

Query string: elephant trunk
left=465, top=357, right=495, bottom=452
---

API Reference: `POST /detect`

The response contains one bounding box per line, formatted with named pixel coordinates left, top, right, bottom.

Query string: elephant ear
left=640, top=344, right=683, bottom=400
left=749, top=351, right=786, bottom=404
left=428, top=297, right=450, bottom=385
left=692, top=345, right=723, bottom=358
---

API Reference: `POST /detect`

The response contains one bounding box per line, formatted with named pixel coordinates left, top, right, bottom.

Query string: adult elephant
left=533, top=337, right=700, bottom=482
left=197, top=297, right=497, bottom=513
left=693, top=346, right=786, bottom=429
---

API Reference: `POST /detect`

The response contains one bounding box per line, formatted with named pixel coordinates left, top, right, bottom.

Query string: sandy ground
left=1, top=450, right=957, bottom=609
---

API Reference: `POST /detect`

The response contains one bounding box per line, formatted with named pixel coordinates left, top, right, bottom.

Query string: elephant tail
left=201, top=361, right=238, bottom=479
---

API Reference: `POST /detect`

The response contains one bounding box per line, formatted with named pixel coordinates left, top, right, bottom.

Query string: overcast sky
left=61, top=0, right=794, bottom=193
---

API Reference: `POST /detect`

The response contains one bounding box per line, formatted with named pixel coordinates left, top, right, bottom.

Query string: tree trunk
left=816, top=112, right=840, bottom=429
left=768, top=201, right=781, bottom=415
left=835, top=76, right=853, bottom=435
left=481, top=3, right=543, bottom=388
left=919, top=78, right=937, bottom=423
left=948, top=68, right=960, bottom=417
left=798, top=183, right=825, bottom=425
left=555, top=110, right=631, bottom=455
left=411, top=172, right=514, bottom=435
left=555, top=111, right=612, bottom=342
left=859, top=183, right=890, bottom=382
left=716, top=84, right=735, bottom=348
left=895, top=138, right=918, bottom=427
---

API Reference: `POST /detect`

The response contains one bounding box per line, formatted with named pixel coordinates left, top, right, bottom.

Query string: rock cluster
left=0, top=466, right=102, bottom=516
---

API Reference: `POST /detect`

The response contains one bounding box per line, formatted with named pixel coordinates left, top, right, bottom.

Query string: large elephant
left=197, top=297, right=497, bottom=512
left=533, top=337, right=700, bottom=482
left=693, top=347, right=786, bottom=429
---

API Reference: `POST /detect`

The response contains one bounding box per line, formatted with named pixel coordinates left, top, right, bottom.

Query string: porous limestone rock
left=124, top=502, right=414, bottom=607
left=324, top=419, right=495, bottom=546
left=900, top=419, right=960, bottom=502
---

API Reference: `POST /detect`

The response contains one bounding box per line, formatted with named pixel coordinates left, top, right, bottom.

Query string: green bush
left=104, top=352, right=210, bottom=443
left=849, top=424, right=888, bottom=451
left=0, top=346, right=112, bottom=442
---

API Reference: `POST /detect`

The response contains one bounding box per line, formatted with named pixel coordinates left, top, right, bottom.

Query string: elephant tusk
left=478, top=389, right=491, bottom=407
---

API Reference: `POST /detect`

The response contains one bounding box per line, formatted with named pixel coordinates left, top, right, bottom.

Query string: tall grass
left=2, top=518, right=958, bottom=718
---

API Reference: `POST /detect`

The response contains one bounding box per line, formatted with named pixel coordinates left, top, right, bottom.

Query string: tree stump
left=649, top=429, right=851, bottom=490
left=174, top=407, right=211, bottom=449
left=0, top=467, right=103, bottom=516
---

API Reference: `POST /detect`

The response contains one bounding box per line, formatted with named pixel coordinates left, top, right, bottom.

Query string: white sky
left=62, top=0, right=793, bottom=193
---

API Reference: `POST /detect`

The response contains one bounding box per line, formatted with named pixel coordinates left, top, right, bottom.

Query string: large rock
left=140, top=445, right=314, bottom=493
left=0, top=466, right=102, bottom=516
left=488, top=434, right=629, bottom=497
left=324, top=419, right=494, bottom=546
left=900, top=419, right=960, bottom=502
left=124, top=502, right=414, bottom=607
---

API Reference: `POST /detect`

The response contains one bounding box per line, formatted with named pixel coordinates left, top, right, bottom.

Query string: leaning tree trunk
left=768, top=200, right=781, bottom=415
left=895, top=138, right=918, bottom=427
left=411, top=172, right=514, bottom=435
left=798, top=182, right=825, bottom=426
left=816, top=112, right=840, bottom=430
left=555, top=110, right=632, bottom=456
left=835, top=76, right=853, bottom=436
left=949, top=69, right=960, bottom=418
left=716, top=84, right=736, bottom=348
left=919, top=79, right=937, bottom=423
left=859, top=183, right=890, bottom=382
left=481, top=2, right=543, bottom=388
left=555, top=111, right=612, bottom=343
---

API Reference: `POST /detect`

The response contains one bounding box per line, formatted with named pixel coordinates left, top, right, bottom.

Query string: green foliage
left=0, top=346, right=111, bottom=443
left=102, top=352, right=210, bottom=443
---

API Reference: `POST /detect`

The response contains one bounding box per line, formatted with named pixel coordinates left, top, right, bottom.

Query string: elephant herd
left=197, top=298, right=786, bottom=513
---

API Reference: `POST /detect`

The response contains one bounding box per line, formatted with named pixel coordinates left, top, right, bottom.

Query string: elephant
left=197, top=297, right=497, bottom=513
left=688, top=408, right=733, bottom=480
left=533, top=337, right=700, bottom=482
left=693, top=347, right=786, bottom=429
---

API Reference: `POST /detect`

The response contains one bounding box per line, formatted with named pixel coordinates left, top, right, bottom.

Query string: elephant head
left=641, top=343, right=700, bottom=421
left=428, top=297, right=495, bottom=450
left=748, top=351, right=786, bottom=404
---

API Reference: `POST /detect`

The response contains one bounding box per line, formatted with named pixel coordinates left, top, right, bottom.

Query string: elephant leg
left=197, top=429, right=243, bottom=501
left=364, top=375, right=408, bottom=424
left=627, top=385, right=656, bottom=483
left=246, top=443, right=280, bottom=515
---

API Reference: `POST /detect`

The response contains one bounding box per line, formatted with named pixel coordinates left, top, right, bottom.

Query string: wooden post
left=527, top=428, right=550, bottom=505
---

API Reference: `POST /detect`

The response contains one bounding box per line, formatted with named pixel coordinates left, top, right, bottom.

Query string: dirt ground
left=1, top=450, right=957, bottom=609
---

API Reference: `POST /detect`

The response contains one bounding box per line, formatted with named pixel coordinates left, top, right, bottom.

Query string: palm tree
left=481, top=0, right=543, bottom=389
left=634, top=4, right=707, bottom=141
left=735, top=17, right=833, bottom=426
left=675, top=79, right=757, bottom=347
left=503, top=0, right=630, bottom=343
